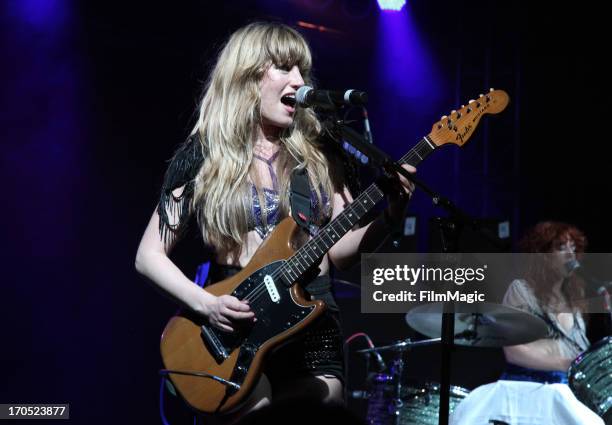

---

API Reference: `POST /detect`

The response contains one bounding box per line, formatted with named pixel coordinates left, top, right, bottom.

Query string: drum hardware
left=569, top=336, right=612, bottom=423
left=349, top=302, right=549, bottom=424
left=356, top=338, right=465, bottom=425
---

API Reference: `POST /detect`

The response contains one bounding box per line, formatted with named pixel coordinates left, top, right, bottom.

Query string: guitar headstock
left=428, top=89, right=509, bottom=148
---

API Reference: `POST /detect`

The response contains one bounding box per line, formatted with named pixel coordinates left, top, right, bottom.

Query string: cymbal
left=405, top=302, right=548, bottom=347
left=356, top=337, right=442, bottom=354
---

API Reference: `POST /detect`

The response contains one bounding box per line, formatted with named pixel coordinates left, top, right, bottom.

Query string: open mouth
left=280, top=94, right=296, bottom=108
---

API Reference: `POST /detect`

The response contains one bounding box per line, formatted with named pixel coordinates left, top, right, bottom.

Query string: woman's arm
left=500, top=279, right=574, bottom=372
left=135, top=208, right=212, bottom=311
left=135, top=205, right=254, bottom=332
left=503, top=341, right=573, bottom=372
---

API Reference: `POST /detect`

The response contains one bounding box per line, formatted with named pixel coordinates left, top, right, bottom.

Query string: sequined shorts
left=265, top=310, right=345, bottom=384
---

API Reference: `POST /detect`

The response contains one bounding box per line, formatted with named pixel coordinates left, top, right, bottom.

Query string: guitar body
left=160, top=217, right=326, bottom=414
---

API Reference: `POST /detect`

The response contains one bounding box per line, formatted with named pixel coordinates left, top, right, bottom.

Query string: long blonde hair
left=191, top=22, right=333, bottom=256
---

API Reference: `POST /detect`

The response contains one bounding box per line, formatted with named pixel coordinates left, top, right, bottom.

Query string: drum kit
left=569, top=336, right=612, bottom=423
left=352, top=301, right=612, bottom=425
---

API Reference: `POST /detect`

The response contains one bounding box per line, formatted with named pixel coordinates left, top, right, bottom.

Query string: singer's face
left=259, top=64, right=304, bottom=130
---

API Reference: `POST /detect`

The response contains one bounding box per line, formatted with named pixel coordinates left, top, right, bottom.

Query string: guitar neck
left=279, top=135, right=437, bottom=285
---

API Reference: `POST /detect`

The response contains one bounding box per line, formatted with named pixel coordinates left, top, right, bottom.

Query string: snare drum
left=366, top=375, right=469, bottom=425
left=569, top=336, right=612, bottom=422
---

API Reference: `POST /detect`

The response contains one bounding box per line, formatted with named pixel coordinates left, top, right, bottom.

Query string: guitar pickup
left=264, top=275, right=280, bottom=303
left=200, top=325, right=229, bottom=363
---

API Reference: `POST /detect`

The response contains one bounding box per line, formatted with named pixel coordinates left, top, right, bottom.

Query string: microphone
left=566, top=259, right=612, bottom=312
left=565, top=259, right=612, bottom=290
left=564, top=259, right=581, bottom=275
left=565, top=259, right=582, bottom=277
left=565, top=259, right=603, bottom=284
left=295, top=85, right=368, bottom=108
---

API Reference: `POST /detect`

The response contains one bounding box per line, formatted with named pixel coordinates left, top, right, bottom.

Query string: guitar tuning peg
left=489, top=88, right=494, bottom=92
left=461, top=105, right=465, bottom=108
left=451, top=110, right=456, bottom=114
left=468, top=99, right=474, bottom=104
left=479, top=94, right=484, bottom=98
left=441, top=115, right=447, bottom=120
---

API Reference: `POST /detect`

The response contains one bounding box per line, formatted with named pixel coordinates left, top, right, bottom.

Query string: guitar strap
left=289, top=167, right=312, bottom=233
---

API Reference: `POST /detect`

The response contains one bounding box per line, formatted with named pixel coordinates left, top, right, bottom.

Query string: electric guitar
left=160, top=89, right=510, bottom=414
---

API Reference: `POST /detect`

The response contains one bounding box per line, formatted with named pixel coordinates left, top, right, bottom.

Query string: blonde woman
left=135, top=22, right=414, bottom=418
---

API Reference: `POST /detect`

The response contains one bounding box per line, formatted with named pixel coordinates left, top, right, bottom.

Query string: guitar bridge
left=228, top=343, right=257, bottom=392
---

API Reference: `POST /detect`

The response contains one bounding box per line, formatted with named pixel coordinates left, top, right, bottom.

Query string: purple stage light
left=377, top=0, right=406, bottom=12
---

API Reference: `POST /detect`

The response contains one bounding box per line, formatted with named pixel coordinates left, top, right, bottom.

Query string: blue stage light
left=377, top=0, right=406, bottom=12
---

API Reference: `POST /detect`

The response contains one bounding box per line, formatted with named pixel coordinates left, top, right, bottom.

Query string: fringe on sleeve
left=157, top=133, right=205, bottom=243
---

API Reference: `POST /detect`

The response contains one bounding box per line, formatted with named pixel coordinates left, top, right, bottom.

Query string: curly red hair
left=519, top=221, right=588, bottom=311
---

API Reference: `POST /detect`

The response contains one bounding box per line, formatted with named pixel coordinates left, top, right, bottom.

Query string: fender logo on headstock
left=456, top=123, right=472, bottom=144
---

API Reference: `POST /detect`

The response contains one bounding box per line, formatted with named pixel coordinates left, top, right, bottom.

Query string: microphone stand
left=325, top=117, right=504, bottom=425
left=335, top=120, right=506, bottom=250
left=568, top=261, right=612, bottom=325
left=597, top=286, right=612, bottom=325
left=585, top=273, right=612, bottom=325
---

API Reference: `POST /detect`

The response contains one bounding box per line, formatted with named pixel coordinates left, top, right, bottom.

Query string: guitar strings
left=238, top=147, right=420, bottom=306
left=237, top=147, right=421, bottom=306
left=240, top=184, right=381, bottom=305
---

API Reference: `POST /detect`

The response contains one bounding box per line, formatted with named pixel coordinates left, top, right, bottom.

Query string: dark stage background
left=1, top=0, right=609, bottom=423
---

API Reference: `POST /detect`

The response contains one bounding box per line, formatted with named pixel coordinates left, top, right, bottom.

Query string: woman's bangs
left=265, top=27, right=311, bottom=74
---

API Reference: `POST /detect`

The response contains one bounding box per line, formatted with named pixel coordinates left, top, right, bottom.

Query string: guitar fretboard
left=279, top=136, right=436, bottom=285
